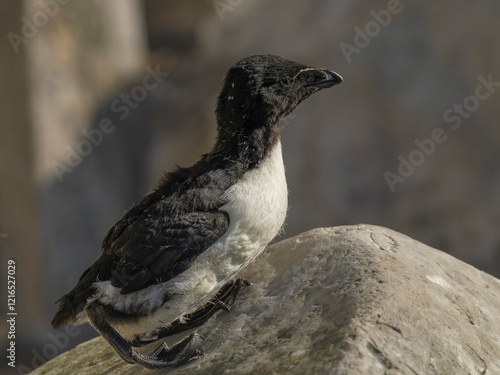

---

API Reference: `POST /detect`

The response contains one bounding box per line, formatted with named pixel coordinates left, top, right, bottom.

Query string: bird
left=51, top=54, right=342, bottom=369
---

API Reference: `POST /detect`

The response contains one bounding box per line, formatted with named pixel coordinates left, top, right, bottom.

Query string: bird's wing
left=99, top=192, right=229, bottom=294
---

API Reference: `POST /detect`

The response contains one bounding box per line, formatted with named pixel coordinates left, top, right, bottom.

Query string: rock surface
left=32, top=225, right=500, bottom=375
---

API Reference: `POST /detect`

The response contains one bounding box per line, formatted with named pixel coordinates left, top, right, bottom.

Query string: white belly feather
left=89, top=142, right=288, bottom=338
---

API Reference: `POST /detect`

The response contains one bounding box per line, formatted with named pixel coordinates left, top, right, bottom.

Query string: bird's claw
left=150, top=333, right=204, bottom=364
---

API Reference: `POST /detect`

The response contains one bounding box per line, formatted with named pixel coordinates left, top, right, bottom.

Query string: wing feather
left=98, top=189, right=229, bottom=294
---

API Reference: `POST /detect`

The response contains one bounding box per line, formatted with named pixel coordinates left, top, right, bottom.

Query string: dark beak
left=307, top=69, right=343, bottom=89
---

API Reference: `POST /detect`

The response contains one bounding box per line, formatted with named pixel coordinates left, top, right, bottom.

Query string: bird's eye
left=281, top=78, right=293, bottom=87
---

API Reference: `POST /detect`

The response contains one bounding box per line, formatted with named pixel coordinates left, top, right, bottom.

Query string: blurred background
left=1, top=0, right=499, bottom=372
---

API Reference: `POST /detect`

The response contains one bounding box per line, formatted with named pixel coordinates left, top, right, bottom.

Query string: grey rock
left=32, top=225, right=500, bottom=375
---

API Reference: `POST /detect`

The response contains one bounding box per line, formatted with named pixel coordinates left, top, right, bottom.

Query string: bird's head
left=216, top=54, right=342, bottom=126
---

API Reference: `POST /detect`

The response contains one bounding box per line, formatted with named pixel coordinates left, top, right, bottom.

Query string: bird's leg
left=210, top=278, right=251, bottom=313
left=130, top=278, right=251, bottom=347
left=87, top=303, right=203, bottom=369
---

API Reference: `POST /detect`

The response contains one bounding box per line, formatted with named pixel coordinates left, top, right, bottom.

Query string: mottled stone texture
left=33, top=225, right=500, bottom=374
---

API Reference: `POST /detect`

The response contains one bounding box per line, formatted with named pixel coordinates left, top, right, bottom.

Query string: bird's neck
left=210, top=102, right=282, bottom=169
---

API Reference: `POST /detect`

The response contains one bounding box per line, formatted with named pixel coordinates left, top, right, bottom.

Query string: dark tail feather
left=51, top=265, right=97, bottom=329
left=51, top=296, right=77, bottom=328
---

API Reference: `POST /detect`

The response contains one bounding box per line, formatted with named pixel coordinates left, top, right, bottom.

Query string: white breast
left=221, top=140, right=289, bottom=253
left=163, top=141, right=288, bottom=309
left=90, top=142, right=288, bottom=338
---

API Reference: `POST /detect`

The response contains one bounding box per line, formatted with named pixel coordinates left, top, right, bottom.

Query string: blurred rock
left=136, top=0, right=500, bottom=278
left=193, top=0, right=500, bottom=278
left=32, top=225, right=500, bottom=375
left=0, top=0, right=45, bottom=360
left=18, top=0, right=150, bottom=367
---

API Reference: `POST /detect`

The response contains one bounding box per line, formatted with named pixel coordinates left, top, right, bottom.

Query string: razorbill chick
left=51, top=54, right=342, bottom=369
